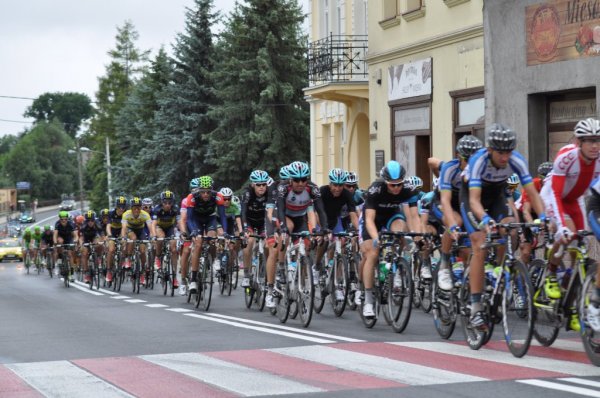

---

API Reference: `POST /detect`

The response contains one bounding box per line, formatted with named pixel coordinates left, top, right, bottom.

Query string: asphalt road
left=1, top=207, right=599, bottom=397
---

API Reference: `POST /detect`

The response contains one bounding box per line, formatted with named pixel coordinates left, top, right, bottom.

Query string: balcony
left=308, top=34, right=368, bottom=86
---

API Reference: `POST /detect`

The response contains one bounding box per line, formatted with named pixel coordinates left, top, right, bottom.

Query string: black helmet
left=381, top=160, right=406, bottom=182
left=100, top=208, right=110, bottom=217
left=456, top=135, right=483, bottom=159
left=537, top=161, right=553, bottom=178
left=115, top=196, right=127, bottom=208
left=84, top=210, right=96, bottom=221
left=487, top=123, right=517, bottom=151
left=130, top=197, right=142, bottom=207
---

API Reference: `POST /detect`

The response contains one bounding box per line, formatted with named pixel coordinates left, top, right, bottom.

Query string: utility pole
left=76, top=139, right=85, bottom=212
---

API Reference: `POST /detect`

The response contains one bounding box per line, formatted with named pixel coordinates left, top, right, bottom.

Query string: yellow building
left=305, top=0, right=371, bottom=187
left=367, top=0, right=483, bottom=188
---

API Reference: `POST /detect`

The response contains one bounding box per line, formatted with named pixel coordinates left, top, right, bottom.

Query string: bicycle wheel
left=530, top=259, right=560, bottom=346
left=313, top=264, right=327, bottom=315
left=297, top=255, right=314, bottom=328
left=412, top=256, right=422, bottom=309
left=502, top=260, right=534, bottom=358
left=346, top=254, right=359, bottom=311
left=232, top=256, right=239, bottom=290
left=36, top=253, right=42, bottom=275
left=25, top=252, right=30, bottom=274
left=132, top=255, right=141, bottom=294
left=197, top=255, right=213, bottom=311
left=161, top=255, right=169, bottom=296
left=218, top=253, right=227, bottom=295
left=459, top=267, right=489, bottom=350
left=47, top=253, right=53, bottom=278
left=580, top=261, right=600, bottom=366
left=359, top=293, right=378, bottom=329
left=388, top=257, right=414, bottom=333
left=226, top=258, right=234, bottom=296
left=432, top=276, right=458, bottom=339
left=255, top=255, right=266, bottom=311
left=329, top=256, right=348, bottom=317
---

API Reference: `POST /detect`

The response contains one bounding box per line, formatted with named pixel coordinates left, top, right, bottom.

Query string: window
left=323, top=0, right=330, bottom=36
left=382, top=0, right=398, bottom=21
left=450, top=87, right=485, bottom=149
left=336, top=0, right=342, bottom=34
left=404, top=0, right=422, bottom=13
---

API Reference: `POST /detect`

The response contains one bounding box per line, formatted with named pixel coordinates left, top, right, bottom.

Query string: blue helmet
left=279, top=165, right=291, bottom=180
left=288, top=161, right=310, bottom=178
left=189, top=178, right=200, bottom=190
left=328, top=168, right=348, bottom=184
left=381, top=161, right=405, bottom=182
left=250, top=170, right=269, bottom=183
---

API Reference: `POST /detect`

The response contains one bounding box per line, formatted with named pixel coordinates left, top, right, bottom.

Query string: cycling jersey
left=152, top=204, right=179, bottom=230
left=41, top=230, right=53, bottom=246
left=319, top=186, right=357, bottom=230
left=241, top=187, right=268, bottom=228
left=54, top=220, right=77, bottom=242
left=80, top=221, right=103, bottom=243
left=437, top=158, right=463, bottom=210
left=541, top=144, right=600, bottom=230
left=108, top=209, right=125, bottom=231
left=363, top=181, right=419, bottom=230
left=266, top=183, right=280, bottom=210
left=121, top=209, right=152, bottom=230
left=186, top=192, right=228, bottom=234
left=465, top=148, right=533, bottom=189
left=276, top=181, right=327, bottom=231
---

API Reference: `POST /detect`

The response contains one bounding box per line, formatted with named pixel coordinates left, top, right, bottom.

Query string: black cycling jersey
left=108, top=209, right=125, bottom=230
left=267, top=182, right=281, bottom=208
left=319, top=186, right=356, bottom=229
left=152, top=204, right=179, bottom=229
left=241, top=187, right=268, bottom=227
left=41, top=230, right=54, bottom=245
left=80, top=220, right=103, bottom=242
left=54, top=220, right=77, bottom=240
left=364, top=181, right=419, bottom=227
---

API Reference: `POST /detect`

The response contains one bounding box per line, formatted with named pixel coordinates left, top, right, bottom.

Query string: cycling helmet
left=115, top=196, right=127, bottom=208
left=142, top=197, right=153, bottom=206
left=44, top=225, right=51, bottom=231
left=266, top=177, right=274, bottom=187
left=219, top=187, right=233, bottom=198
left=34, top=226, right=40, bottom=233
left=405, top=176, right=423, bottom=190
left=328, top=168, right=348, bottom=184
left=507, top=173, right=520, bottom=187
left=279, top=165, right=291, bottom=180
left=75, top=215, right=85, bottom=224
left=249, top=170, right=269, bottom=183
left=189, top=178, right=200, bottom=190
left=198, top=176, right=213, bottom=189
left=130, top=197, right=142, bottom=207
left=381, top=160, right=406, bottom=182
left=160, top=190, right=174, bottom=202
left=537, top=161, right=553, bottom=178
left=232, top=196, right=241, bottom=206
left=456, top=135, right=483, bottom=159
left=487, top=123, right=517, bottom=151
left=84, top=210, right=96, bottom=220
left=574, top=118, right=600, bottom=138
left=346, top=171, right=358, bottom=185
left=100, top=208, right=110, bottom=217
left=287, top=161, right=310, bottom=178
left=58, top=210, right=69, bottom=219
left=24, top=227, right=31, bottom=233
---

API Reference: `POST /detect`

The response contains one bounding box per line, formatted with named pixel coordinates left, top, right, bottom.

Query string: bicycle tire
left=161, top=256, right=169, bottom=296
left=390, top=257, right=414, bottom=333
left=412, top=255, right=422, bottom=309
left=133, top=254, right=141, bottom=294
left=226, top=259, right=233, bottom=296
left=256, top=254, right=267, bottom=311
left=36, top=253, right=42, bottom=275
left=432, top=276, right=458, bottom=340
left=25, top=252, right=30, bottom=274
left=63, top=257, right=71, bottom=288
left=232, top=257, right=239, bottom=290
left=329, top=256, right=349, bottom=317
left=502, top=260, right=535, bottom=358
left=459, top=267, right=489, bottom=350
left=313, top=264, right=327, bottom=315
left=580, top=260, right=600, bottom=366
left=530, top=259, right=560, bottom=346
left=201, top=255, right=214, bottom=311
left=346, top=254, right=359, bottom=311
left=276, top=281, right=291, bottom=323
left=359, top=299, right=378, bottom=328
left=218, top=253, right=227, bottom=295
left=47, top=253, right=53, bottom=278
left=297, top=255, right=314, bottom=328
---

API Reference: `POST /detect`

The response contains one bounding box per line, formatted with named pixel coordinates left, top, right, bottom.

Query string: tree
left=88, top=20, right=149, bottom=209
left=3, top=122, right=77, bottom=200
left=207, top=0, right=309, bottom=188
left=112, top=47, right=172, bottom=196
left=23, top=92, right=93, bottom=138
left=147, top=0, right=218, bottom=196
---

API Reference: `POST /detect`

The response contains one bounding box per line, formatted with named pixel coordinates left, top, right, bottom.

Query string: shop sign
left=527, top=0, right=600, bottom=66
left=394, top=106, right=430, bottom=132
left=388, top=58, right=432, bottom=101
left=549, top=98, right=597, bottom=123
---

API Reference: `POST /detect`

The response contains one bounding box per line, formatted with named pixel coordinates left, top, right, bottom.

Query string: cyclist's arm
left=440, top=189, right=456, bottom=228
left=146, top=219, right=155, bottom=238
left=468, top=187, right=487, bottom=223
left=120, top=220, right=128, bottom=238
left=217, top=205, right=227, bottom=235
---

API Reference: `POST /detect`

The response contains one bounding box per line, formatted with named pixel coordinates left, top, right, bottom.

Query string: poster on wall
left=387, top=58, right=432, bottom=101
left=527, top=1, right=600, bottom=66
left=394, top=135, right=416, bottom=177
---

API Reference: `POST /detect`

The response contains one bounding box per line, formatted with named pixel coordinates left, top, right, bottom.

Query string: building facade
left=367, top=0, right=484, bottom=188
left=305, top=0, right=371, bottom=186
left=485, top=0, right=600, bottom=170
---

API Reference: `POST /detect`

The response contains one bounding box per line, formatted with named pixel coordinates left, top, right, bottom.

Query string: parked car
left=5, top=221, right=21, bottom=237
left=60, top=199, right=76, bottom=211
left=19, top=211, right=35, bottom=223
left=0, top=238, right=22, bottom=262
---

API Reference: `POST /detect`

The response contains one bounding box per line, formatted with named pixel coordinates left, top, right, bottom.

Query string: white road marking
left=145, top=303, right=169, bottom=308
left=70, top=282, right=104, bottom=296
left=560, top=378, right=600, bottom=389
left=517, top=379, right=600, bottom=397
left=165, top=308, right=193, bottom=313
left=124, top=299, right=147, bottom=303
left=111, top=295, right=131, bottom=299
left=184, top=313, right=335, bottom=344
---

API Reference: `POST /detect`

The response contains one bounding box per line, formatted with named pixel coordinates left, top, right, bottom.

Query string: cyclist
left=241, top=170, right=270, bottom=288
left=540, top=118, right=600, bottom=330
left=21, top=227, right=33, bottom=267
left=121, top=197, right=156, bottom=286
left=53, top=210, right=78, bottom=281
left=276, top=161, right=328, bottom=308
left=79, top=210, right=104, bottom=284
left=152, top=190, right=180, bottom=288
left=106, top=196, right=128, bottom=284
left=461, top=123, right=546, bottom=330
left=98, top=209, right=111, bottom=239
left=30, top=226, right=43, bottom=269
left=360, top=160, right=421, bottom=317
left=40, top=225, right=54, bottom=269
left=178, top=178, right=199, bottom=295
left=184, top=176, right=227, bottom=294
left=142, top=198, right=154, bottom=216
left=213, top=187, right=242, bottom=272
left=315, top=168, right=359, bottom=301
left=586, top=176, right=600, bottom=331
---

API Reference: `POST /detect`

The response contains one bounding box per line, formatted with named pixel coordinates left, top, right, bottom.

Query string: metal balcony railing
left=307, top=34, right=368, bottom=86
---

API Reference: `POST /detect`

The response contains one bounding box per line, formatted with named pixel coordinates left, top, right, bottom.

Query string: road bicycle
left=244, top=234, right=267, bottom=310
left=155, top=237, right=176, bottom=296
left=187, top=235, right=216, bottom=311
left=217, top=235, right=241, bottom=297
left=56, top=243, right=77, bottom=288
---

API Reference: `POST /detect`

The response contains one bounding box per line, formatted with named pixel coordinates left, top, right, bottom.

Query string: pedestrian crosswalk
left=1, top=339, right=600, bottom=397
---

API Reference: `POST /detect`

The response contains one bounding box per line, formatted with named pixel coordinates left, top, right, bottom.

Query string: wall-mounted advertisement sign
left=387, top=58, right=432, bottom=101
left=527, top=1, right=600, bottom=65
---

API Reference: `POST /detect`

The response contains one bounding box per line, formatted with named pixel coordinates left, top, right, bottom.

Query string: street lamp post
left=80, top=136, right=112, bottom=208
left=72, top=140, right=85, bottom=212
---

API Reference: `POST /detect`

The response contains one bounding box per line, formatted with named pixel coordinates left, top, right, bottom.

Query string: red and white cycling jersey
left=540, top=144, right=600, bottom=229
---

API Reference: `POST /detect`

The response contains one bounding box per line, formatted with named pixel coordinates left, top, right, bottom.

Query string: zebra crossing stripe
left=517, top=379, right=600, bottom=397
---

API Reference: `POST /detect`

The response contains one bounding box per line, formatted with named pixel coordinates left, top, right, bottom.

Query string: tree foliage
left=24, top=92, right=93, bottom=138
left=4, top=122, right=77, bottom=200
left=207, top=0, right=309, bottom=187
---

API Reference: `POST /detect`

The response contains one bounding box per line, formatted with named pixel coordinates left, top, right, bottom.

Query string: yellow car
left=0, top=238, right=23, bottom=262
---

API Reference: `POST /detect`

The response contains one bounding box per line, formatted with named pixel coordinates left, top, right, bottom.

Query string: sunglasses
left=255, top=183, right=267, bottom=187
left=344, top=184, right=357, bottom=189
left=582, top=138, right=600, bottom=144
left=59, top=217, right=69, bottom=221
left=199, top=189, right=211, bottom=194
left=331, top=183, right=344, bottom=188
left=223, top=197, right=232, bottom=202
left=293, top=177, right=308, bottom=183
left=387, top=182, right=403, bottom=188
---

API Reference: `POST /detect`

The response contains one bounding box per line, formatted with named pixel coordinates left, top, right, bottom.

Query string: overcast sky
left=1, top=0, right=305, bottom=137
